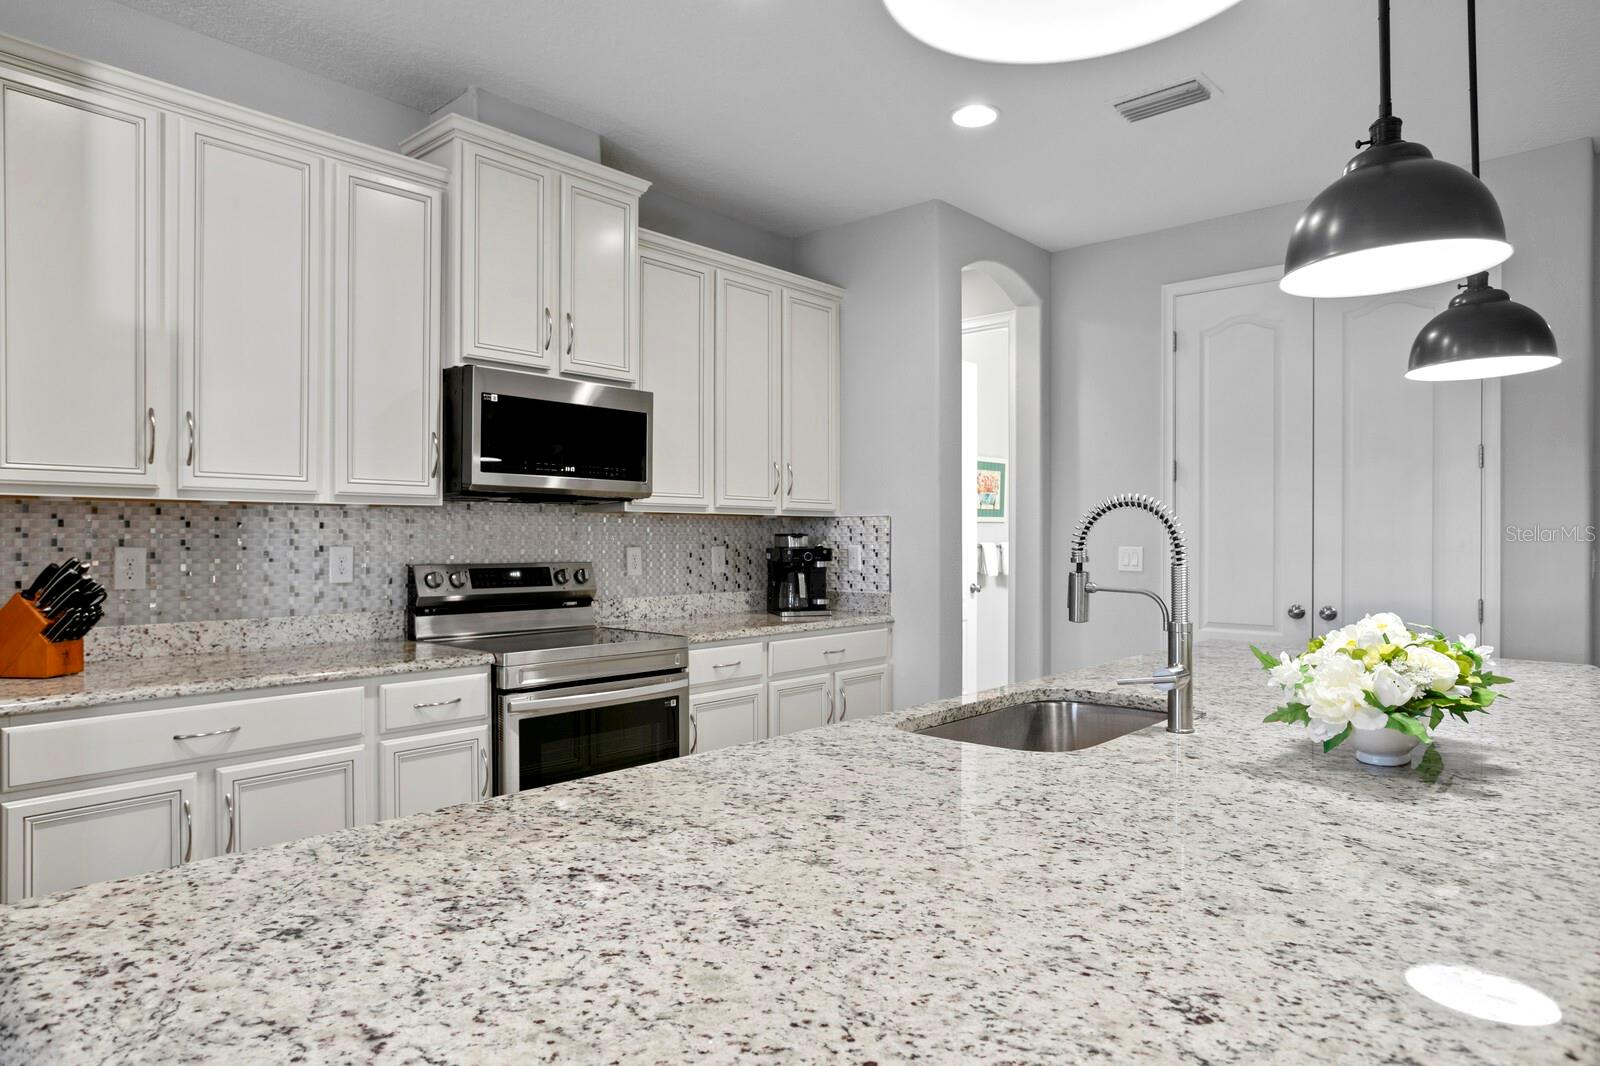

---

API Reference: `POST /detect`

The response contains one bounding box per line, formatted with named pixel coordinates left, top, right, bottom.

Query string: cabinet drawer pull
left=712, top=661, right=741, bottom=670
left=480, top=747, right=490, bottom=799
left=412, top=697, right=463, bottom=710
left=172, top=725, right=241, bottom=742
left=771, top=461, right=780, bottom=497
left=787, top=462, right=794, bottom=496
left=431, top=430, right=440, bottom=480
left=544, top=307, right=553, bottom=352
left=146, top=408, right=157, bottom=464
left=565, top=312, right=575, bottom=356
left=823, top=648, right=846, bottom=657
left=688, top=710, right=698, bottom=754
left=185, top=410, right=195, bottom=467
left=224, top=792, right=237, bottom=855
left=182, top=799, right=193, bottom=863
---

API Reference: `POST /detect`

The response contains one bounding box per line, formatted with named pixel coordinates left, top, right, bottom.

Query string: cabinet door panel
left=767, top=673, right=832, bottom=737
left=0, top=79, right=163, bottom=488
left=178, top=120, right=320, bottom=492
left=781, top=290, right=840, bottom=512
left=835, top=664, right=890, bottom=722
left=2, top=773, right=196, bottom=903
left=464, top=147, right=553, bottom=367
left=379, top=726, right=489, bottom=820
left=217, top=745, right=369, bottom=855
left=334, top=166, right=442, bottom=499
left=716, top=270, right=782, bottom=510
left=560, top=176, right=637, bottom=381
left=688, top=684, right=764, bottom=754
left=636, top=247, right=713, bottom=508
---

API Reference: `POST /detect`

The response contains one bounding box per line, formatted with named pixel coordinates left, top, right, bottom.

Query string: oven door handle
left=502, top=678, right=686, bottom=720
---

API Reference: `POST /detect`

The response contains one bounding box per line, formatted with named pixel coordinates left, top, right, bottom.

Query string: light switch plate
left=113, top=546, right=146, bottom=591
left=710, top=545, right=727, bottom=574
left=625, top=545, right=643, bottom=577
left=848, top=543, right=864, bottom=571
left=329, top=545, right=354, bottom=585
left=1117, top=546, right=1144, bottom=573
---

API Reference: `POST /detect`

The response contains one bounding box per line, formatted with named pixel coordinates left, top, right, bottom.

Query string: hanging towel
left=980, top=542, right=1004, bottom=577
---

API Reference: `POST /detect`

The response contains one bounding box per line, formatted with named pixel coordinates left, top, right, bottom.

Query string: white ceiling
left=110, top=0, right=1600, bottom=251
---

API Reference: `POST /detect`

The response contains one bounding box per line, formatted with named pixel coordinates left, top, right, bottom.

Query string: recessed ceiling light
left=884, top=0, right=1247, bottom=64
left=951, top=103, right=999, bottom=128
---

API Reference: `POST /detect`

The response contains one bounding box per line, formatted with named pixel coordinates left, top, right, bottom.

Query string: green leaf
left=1472, top=688, right=1497, bottom=708
left=1386, top=714, right=1431, bottom=742
left=1415, top=745, right=1444, bottom=782
left=1263, top=703, right=1311, bottom=725
left=1250, top=644, right=1282, bottom=671
left=1322, top=723, right=1354, bottom=753
left=1481, top=673, right=1514, bottom=686
left=1429, top=708, right=1444, bottom=730
left=1361, top=689, right=1387, bottom=709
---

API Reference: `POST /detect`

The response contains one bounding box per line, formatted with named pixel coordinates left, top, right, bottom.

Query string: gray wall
left=796, top=202, right=1050, bottom=707
left=636, top=188, right=797, bottom=272
left=1051, top=138, right=1597, bottom=670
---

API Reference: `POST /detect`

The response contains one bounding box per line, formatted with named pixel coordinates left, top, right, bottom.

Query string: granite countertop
left=0, top=641, right=493, bottom=718
left=643, top=609, right=894, bottom=643
left=0, top=642, right=1594, bottom=1063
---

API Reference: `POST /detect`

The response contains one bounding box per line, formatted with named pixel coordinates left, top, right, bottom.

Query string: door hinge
left=1477, top=598, right=1484, bottom=623
left=1172, top=330, right=1178, bottom=353
left=1172, top=459, right=1178, bottom=482
left=1477, top=443, right=1485, bottom=469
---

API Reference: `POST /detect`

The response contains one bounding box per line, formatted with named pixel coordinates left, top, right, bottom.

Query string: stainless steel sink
left=916, top=701, right=1165, bottom=752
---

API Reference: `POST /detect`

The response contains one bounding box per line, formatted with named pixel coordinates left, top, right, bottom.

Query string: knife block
left=0, top=593, right=84, bottom=679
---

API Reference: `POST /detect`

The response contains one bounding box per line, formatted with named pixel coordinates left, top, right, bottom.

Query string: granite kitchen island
left=0, top=643, right=1594, bottom=1063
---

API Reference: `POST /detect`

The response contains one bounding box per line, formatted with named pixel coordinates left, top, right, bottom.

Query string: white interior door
left=1312, top=286, right=1484, bottom=638
left=961, top=360, right=978, bottom=696
left=1173, top=275, right=1315, bottom=651
left=964, top=315, right=1013, bottom=691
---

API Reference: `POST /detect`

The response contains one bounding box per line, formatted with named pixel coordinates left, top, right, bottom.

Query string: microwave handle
left=503, top=678, right=685, bottom=720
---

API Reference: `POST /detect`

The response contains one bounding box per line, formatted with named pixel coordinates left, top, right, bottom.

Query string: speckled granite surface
left=0, top=642, right=1593, bottom=1063
left=0, top=641, right=492, bottom=717
left=643, top=610, right=894, bottom=643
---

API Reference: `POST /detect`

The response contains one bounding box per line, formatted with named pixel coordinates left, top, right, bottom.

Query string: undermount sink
left=916, top=701, right=1165, bottom=752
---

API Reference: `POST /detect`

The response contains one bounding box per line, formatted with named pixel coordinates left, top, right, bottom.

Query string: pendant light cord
left=1467, top=0, right=1480, bottom=177
left=1377, top=0, right=1392, bottom=120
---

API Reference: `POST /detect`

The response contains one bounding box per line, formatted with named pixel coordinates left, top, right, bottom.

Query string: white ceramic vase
left=1352, top=726, right=1422, bottom=767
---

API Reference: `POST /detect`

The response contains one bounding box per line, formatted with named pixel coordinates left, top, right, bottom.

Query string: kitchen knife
left=22, top=563, right=59, bottom=600
left=42, top=608, right=78, bottom=642
left=32, top=559, right=80, bottom=608
left=37, top=573, right=86, bottom=617
left=45, top=579, right=105, bottom=621
left=64, top=604, right=104, bottom=641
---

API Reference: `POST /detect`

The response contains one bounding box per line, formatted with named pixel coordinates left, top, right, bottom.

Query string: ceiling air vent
left=1114, top=77, right=1214, bottom=122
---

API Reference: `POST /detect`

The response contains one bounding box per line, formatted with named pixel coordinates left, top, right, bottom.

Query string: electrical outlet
left=329, top=545, right=354, bottom=585
left=848, top=543, right=864, bottom=571
left=1117, top=546, right=1144, bottom=573
left=113, top=546, right=146, bottom=591
left=625, top=545, right=643, bottom=578
left=710, top=545, right=727, bottom=574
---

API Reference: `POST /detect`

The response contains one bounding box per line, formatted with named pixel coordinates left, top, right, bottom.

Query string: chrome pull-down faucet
left=1067, top=493, right=1194, bottom=734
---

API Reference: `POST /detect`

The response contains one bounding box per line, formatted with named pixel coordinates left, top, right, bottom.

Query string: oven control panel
left=408, top=562, right=596, bottom=603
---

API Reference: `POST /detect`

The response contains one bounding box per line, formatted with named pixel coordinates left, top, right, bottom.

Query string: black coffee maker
left=766, top=533, right=832, bottom=618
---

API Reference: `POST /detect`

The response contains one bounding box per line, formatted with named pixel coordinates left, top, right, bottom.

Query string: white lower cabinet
left=767, top=673, right=835, bottom=737
left=687, top=683, right=765, bottom=755
left=378, top=725, right=491, bottom=820
left=834, top=664, right=890, bottom=722
left=215, top=745, right=369, bottom=856
left=2, top=773, right=198, bottom=904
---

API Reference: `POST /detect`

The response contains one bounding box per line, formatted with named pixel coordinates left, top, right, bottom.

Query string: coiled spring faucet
left=1067, top=493, right=1194, bottom=733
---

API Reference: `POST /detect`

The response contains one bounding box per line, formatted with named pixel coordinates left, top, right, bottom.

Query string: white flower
left=1267, top=651, right=1302, bottom=691
left=1351, top=704, right=1390, bottom=731
left=1406, top=645, right=1461, bottom=692
left=1371, top=663, right=1420, bottom=708
left=1306, top=718, right=1345, bottom=742
left=1355, top=612, right=1413, bottom=648
left=1457, top=634, right=1497, bottom=673
left=1314, top=653, right=1368, bottom=690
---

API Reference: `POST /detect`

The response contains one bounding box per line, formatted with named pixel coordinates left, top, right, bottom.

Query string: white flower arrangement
left=1252, top=613, right=1512, bottom=752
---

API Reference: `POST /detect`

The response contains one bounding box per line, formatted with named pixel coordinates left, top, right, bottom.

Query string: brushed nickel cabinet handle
left=431, top=431, right=440, bottom=480
left=688, top=710, right=698, bottom=754
left=181, top=799, right=193, bottom=863
left=565, top=312, right=575, bottom=356
left=173, top=725, right=240, bottom=742
left=146, top=408, right=156, bottom=464
left=826, top=688, right=836, bottom=724
left=823, top=648, right=846, bottom=657
left=712, top=661, right=740, bottom=670
left=840, top=689, right=848, bottom=721
left=787, top=462, right=794, bottom=496
left=185, top=411, right=195, bottom=467
left=544, top=307, right=553, bottom=351
left=224, top=793, right=236, bottom=855
left=413, top=697, right=462, bottom=710
left=771, top=462, right=780, bottom=497
left=480, top=747, right=490, bottom=799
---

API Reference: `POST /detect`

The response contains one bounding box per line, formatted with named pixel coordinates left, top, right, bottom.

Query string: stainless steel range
left=407, top=562, right=689, bottom=795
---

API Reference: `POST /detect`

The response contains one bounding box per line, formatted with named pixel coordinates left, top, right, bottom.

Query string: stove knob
left=422, top=571, right=443, bottom=590
left=552, top=568, right=569, bottom=585
left=448, top=571, right=467, bottom=589
left=573, top=567, right=588, bottom=585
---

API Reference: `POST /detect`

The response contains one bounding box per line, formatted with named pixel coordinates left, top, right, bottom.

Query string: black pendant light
left=1280, top=0, right=1511, bottom=299
left=1407, top=0, right=1559, bottom=381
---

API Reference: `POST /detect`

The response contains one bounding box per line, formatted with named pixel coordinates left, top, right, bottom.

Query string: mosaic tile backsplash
left=3, top=498, right=890, bottom=630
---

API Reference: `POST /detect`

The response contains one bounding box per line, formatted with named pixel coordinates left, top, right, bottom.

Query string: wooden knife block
left=0, top=593, right=84, bottom=679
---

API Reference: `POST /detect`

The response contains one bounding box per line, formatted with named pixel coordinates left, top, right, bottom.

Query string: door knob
left=1286, top=603, right=1305, bottom=620
left=969, top=582, right=980, bottom=595
left=1318, top=605, right=1339, bottom=622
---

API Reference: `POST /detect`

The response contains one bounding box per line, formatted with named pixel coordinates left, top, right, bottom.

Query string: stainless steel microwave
left=443, top=365, right=652, bottom=501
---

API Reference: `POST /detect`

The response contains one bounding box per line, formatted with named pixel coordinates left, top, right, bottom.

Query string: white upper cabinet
left=403, top=116, right=649, bottom=384
left=0, top=75, right=165, bottom=492
left=716, top=269, right=784, bottom=511
left=332, top=164, right=443, bottom=500
left=781, top=289, right=841, bottom=513
left=635, top=242, right=714, bottom=509
left=175, top=118, right=322, bottom=495
left=458, top=143, right=556, bottom=369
